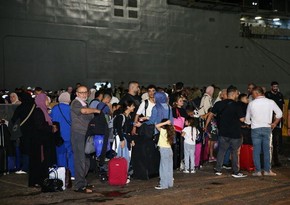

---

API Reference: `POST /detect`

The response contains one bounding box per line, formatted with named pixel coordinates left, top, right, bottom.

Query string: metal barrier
left=0, top=104, right=19, bottom=121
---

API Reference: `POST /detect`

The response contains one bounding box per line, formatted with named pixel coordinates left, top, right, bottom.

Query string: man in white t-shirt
left=245, top=86, right=282, bottom=177
left=132, top=85, right=156, bottom=135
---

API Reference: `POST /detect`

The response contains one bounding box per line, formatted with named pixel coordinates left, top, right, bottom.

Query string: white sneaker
left=214, top=168, right=222, bottom=176
left=155, top=185, right=167, bottom=190
left=252, top=172, right=262, bottom=177
left=264, top=171, right=277, bottom=176
left=15, top=170, right=27, bottom=174
left=190, top=169, right=196, bottom=174
left=232, top=173, right=247, bottom=178
left=71, top=177, right=75, bottom=181
left=183, top=170, right=190, bottom=173
left=126, top=178, right=130, bottom=184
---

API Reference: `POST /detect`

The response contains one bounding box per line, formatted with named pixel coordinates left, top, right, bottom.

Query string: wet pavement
left=1, top=155, right=290, bottom=205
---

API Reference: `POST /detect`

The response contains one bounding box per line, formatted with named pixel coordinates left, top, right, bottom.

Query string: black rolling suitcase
left=132, top=137, right=160, bottom=180
left=0, top=121, right=7, bottom=175
left=145, top=139, right=160, bottom=178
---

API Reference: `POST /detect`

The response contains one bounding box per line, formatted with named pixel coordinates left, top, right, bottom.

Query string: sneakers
left=222, top=164, right=232, bottom=170
left=232, top=173, right=247, bottom=178
left=209, top=157, right=217, bottom=162
left=183, top=170, right=190, bottom=173
left=154, top=185, right=167, bottom=190
left=264, top=171, right=277, bottom=176
left=126, top=178, right=131, bottom=184
left=71, top=177, right=75, bottom=181
left=15, top=170, right=27, bottom=174
left=190, top=169, right=196, bottom=174
left=252, top=172, right=262, bottom=177
left=214, top=168, right=222, bottom=176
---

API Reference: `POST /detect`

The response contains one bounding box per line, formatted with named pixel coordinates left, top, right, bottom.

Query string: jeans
left=216, top=136, right=242, bottom=174
left=218, top=135, right=231, bottom=165
left=184, top=143, right=195, bottom=170
left=223, top=148, right=231, bottom=165
left=159, top=147, right=173, bottom=188
left=116, top=138, right=130, bottom=172
left=22, top=154, right=29, bottom=172
left=251, top=127, right=271, bottom=172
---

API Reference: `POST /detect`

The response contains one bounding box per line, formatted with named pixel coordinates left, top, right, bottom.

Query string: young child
left=181, top=117, right=199, bottom=173
left=155, top=119, right=175, bottom=190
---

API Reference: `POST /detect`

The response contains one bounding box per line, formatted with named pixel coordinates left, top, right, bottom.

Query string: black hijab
left=11, top=92, right=35, bottom=123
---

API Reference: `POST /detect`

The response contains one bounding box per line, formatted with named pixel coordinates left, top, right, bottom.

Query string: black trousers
left=173, top=132, right=184, bottom=170
left=272, top=128, right=282, bottom=165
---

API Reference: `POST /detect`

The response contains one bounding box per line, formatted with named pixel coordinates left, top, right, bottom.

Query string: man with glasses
left=71, top=86, right=101, bottom=193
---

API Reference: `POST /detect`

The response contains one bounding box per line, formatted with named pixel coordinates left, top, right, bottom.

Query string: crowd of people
left=0, top=80, right=290, bottom=192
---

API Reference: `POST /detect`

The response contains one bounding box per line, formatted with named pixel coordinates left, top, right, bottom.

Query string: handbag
left=85, top=135, right=95, bottom=154
left=42, top=169, right=63, bottom=192
left=195, top=128, right=203, bottom=144
left=8, top=104, right=35, bottom=140
left=173, top=108, right=185, bottom=133
left=8, top=119, right=22, bottom=141
left=49, top=166, right=66, bottom=190
left=55, top=134, right=64, bottom=147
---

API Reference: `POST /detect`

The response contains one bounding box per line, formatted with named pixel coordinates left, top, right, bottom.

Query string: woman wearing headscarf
left=135, top=92, right=173, bottom=179
left=50, top=92, right=75, bottom=179
left=145, top=92, right=173, bottom=126
left=197, top=86, right=215, bottom=164
left=10, top=92, right=21, bottom=105
left=11, top=92, right=36, bottom=174
left=29, top=93, right=57, bottom=187
left=198, top=86, right=214, bottom=119
left=132, top=92, right=173, bottom=179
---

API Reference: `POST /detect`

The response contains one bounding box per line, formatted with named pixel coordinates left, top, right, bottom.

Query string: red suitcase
left=239, top=144, right=255, bottom=171
left=108, top=157, right=127, bottom=186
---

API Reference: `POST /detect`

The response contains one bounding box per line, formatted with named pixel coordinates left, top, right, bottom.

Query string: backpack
left=88, top=99, right=100, bottom=107
left=144, top=99, right=149, bottom=117
left=86, top=106, right=108, bottom=136
left=112, top=114, right=126, bottom=136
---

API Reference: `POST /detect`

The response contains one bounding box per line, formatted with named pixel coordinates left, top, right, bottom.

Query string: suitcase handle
left=114, top=135, right=124, bottom=157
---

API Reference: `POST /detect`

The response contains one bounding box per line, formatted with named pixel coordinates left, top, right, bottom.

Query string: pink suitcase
left=195, top=143, right=202, bottom=167
left=202, top=137, right=209, bottom=162
left=108, top=157, right=127, bottom=186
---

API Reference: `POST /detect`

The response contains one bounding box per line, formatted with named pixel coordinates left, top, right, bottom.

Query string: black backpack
left=86, top=106, right=108, bottom=136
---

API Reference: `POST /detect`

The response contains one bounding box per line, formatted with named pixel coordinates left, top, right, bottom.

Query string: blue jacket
left=50, top=103, right=71, bottom=142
